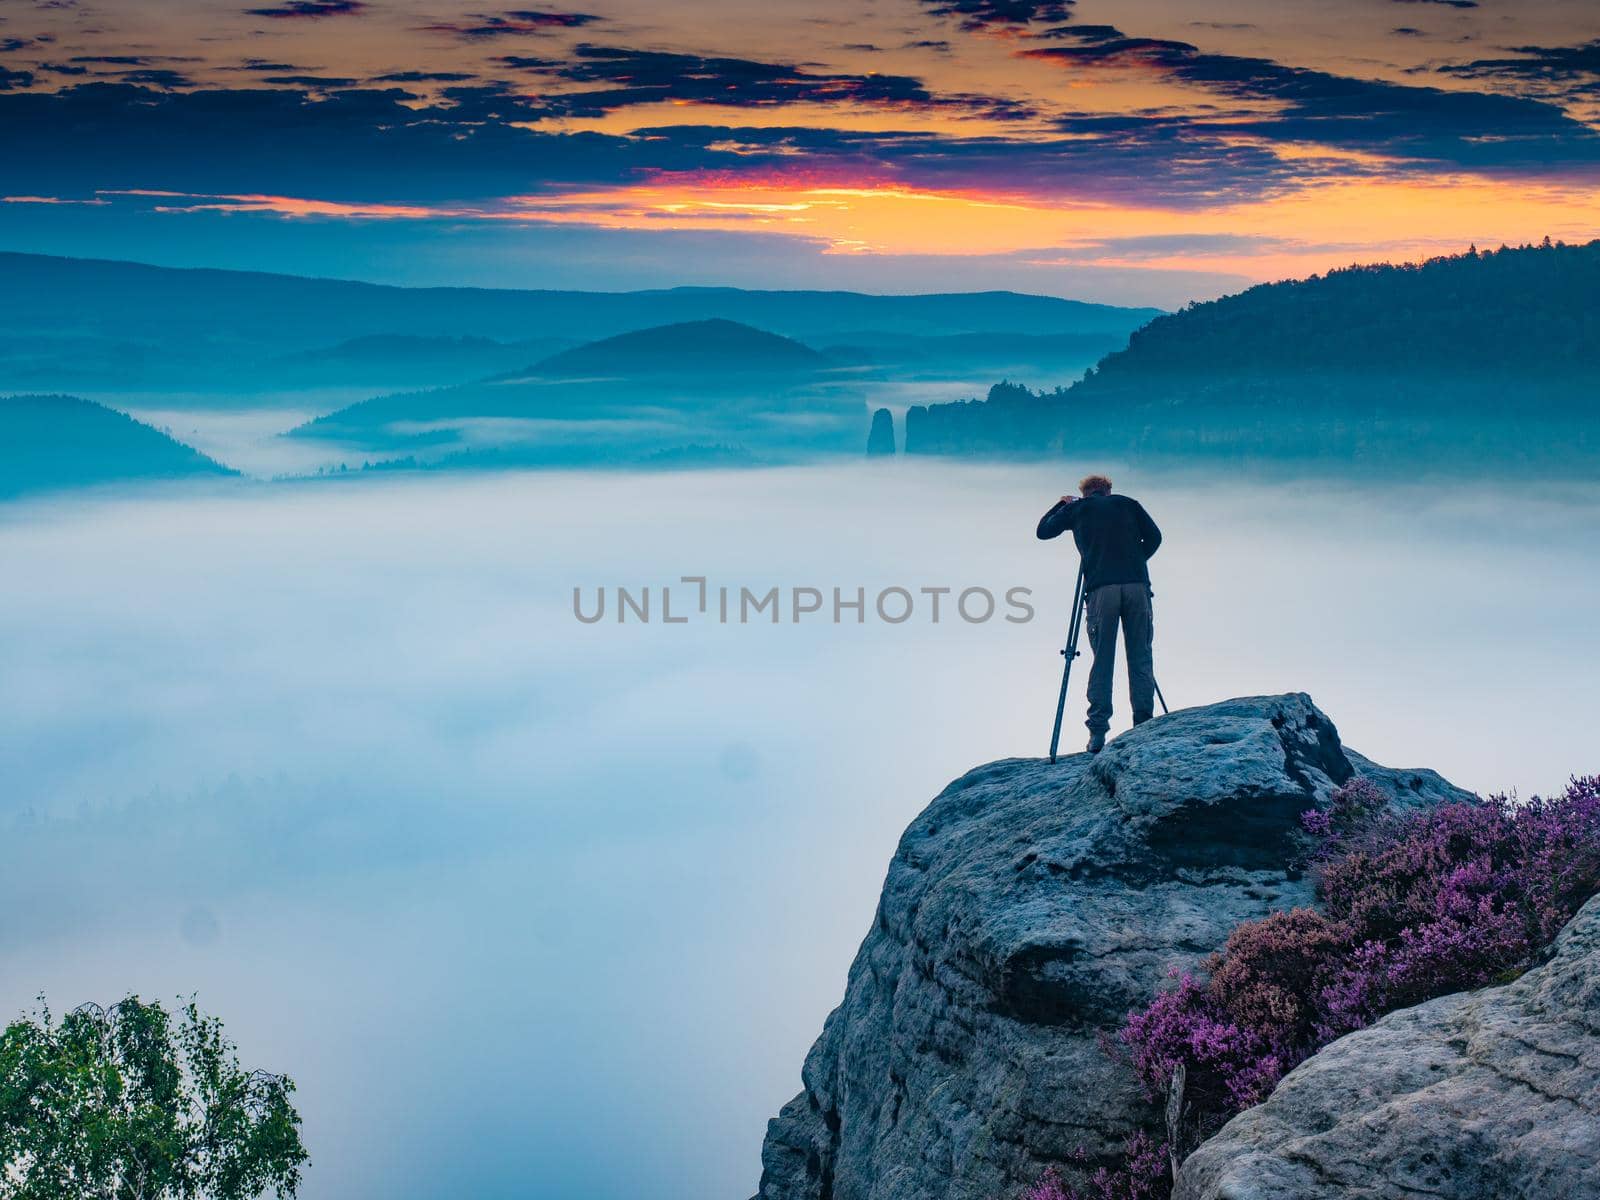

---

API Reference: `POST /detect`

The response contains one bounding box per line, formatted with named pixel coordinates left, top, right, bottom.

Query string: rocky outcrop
left=755, top=694, right=1472, bottom=1200
left=1176, top=894, right=1600, bottom=1200
left=867, top=407, right=896, bottom=456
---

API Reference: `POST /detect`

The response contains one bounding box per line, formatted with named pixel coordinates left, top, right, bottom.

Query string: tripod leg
left=1153, top=679, right=1169, bottom=716
left=1048, top=565, right=1087, bottom=763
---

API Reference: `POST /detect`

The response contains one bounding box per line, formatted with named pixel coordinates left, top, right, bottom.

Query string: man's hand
left=1060, top=495, right=1079, bottom=505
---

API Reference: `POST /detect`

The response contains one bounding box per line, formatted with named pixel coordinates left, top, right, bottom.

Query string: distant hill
left=524, top=319, right=826, bottom=380
left=819, top=329, right=1123, bottom=375
left=0, top=252, right=1159, bottom=394
left=1, top=394, right=235, bottom=499
left=292, top=318, right=867, bottom=465
left=0, top=252, right=1158, bottom=341
left=285, top=334, right=504, bottom=365
left=268, top=333, right=574, bottom=387
left=906, top=241, right=1600, bottom=467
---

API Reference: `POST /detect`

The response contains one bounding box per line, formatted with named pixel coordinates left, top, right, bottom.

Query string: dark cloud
left=222, top=59, right=306, bottom=73
left=1439, top=39, right=1600, bottom=98
left=420, top=10, right=601, bottom=39
left=920, top=0, right=1076, bottom=31
left=263, top=74, right=358, bottom=87
left=632, top=119, right=1317, bottom=208
left=0, top=79, right=1305, bottom=213
left=70, top=55, right=173, bottom=65
left=116, top=69, right=192, bottom=89
left=0, top=64, right=32, bottom=89
left=436, top=82, right=555, bottom=123
left=1, top=22, right=1595, bottom=236
left=1393, top=27, right=1425, bottom=37
left=501, top=44, right=1037, bottom=119
left=371, top=70, right=479, bottom=83
left=1392, top=0, right=1478, bottom=8
left=1021, top=26, right=1600, bottom=171
left=492, top=55, right=559, bottom=70
left=38, top=62, right=90, bottom=75
left=0, top=82, right=740, bottom=203
left=245, top=1, right=367, bottom=18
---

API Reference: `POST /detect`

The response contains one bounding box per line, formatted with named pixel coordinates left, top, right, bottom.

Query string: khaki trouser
left=1085, top=583, right=1155, bottom=735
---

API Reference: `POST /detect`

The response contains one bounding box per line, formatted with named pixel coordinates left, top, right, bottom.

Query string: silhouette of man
left=1037, top=474, right=1163, bottom=754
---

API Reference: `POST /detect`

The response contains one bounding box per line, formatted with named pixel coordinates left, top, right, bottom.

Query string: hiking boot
left=1086, top=732, right=1106, bottom=754
left=1132, top=711, right=1153, bottom=727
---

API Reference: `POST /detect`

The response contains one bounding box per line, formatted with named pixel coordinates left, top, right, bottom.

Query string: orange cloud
left=89, top=168, right=1600, bottom=288
left=101, top=190, right=465, bottom=219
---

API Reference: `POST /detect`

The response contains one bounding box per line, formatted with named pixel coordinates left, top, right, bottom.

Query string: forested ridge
left=0, top=393, right=233, bottom=498
left=906, top=241, right=1600, bottom=463
left=1097, top=239, right=1600, bottom=377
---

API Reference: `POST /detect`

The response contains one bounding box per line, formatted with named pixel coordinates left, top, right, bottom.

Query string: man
left=1037, top=474, right=1163, bottom=754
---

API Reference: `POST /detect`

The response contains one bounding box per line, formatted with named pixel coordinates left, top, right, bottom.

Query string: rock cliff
left=866, top=407, right=896, bottom=456
left=755, top=694, right=1471, bottom=1200
left=1176, top=892, right=1600, bottom=1200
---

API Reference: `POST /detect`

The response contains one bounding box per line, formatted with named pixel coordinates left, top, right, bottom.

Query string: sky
left=1, top=0, right=1598, bottom=304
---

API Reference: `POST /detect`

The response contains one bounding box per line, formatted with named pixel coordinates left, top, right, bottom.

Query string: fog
left=111, top=374, right=1001, bottom=480
left=2, top=463, right=1596, bottom=1200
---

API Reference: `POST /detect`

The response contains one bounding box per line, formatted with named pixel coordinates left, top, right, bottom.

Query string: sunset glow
left=1, top=0, right=1597, bottom=302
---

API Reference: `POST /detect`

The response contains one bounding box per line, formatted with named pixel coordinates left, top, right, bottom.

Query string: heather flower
left=1024, top=1167, right=1070, bottom=1200
left=1301, top=776, right=1389, bottom=846
left=1514, top=776, right=1600, bottom=942
left=1119, top=972, right=1279, bottom=1116
left=1206, top=908, right=1348, bottom=1050
left=1318, top=799, right=1520, bottom=943
left=1315, top=938, right=1390, bottom=1039
left=1117, top=774, right=1600, bottom=1152
left=1299, top=807, right=1334, bottom=839
left=1023, top=1132, right=1170, bottom=1200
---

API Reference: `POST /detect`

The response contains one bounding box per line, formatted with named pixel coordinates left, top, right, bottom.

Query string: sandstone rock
left=867, top=407, right=896, bottom=456
left=755, top=694, right=1472, bottom=1200
left=1176, top=894, right=1600, bottom=1200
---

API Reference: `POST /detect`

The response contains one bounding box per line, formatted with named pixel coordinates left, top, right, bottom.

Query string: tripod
left=1047, top=564, right=1169, bottom=764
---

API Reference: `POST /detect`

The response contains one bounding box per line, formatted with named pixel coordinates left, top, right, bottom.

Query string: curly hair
left=1078, top=474, right=1113, bottom=496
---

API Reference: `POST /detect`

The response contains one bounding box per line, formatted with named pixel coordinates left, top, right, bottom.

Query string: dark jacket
left=1036, top=493, right=1162, bottom=591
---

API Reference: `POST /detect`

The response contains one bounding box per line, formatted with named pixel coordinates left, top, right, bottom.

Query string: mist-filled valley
left=3, top=462, right=1596, bottom=1200
left=1, top=252, right=1144, bottom=484
left=6, top=244, right=1596, bottom=502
